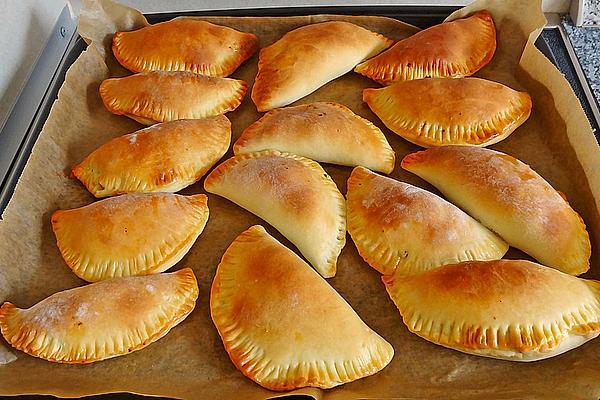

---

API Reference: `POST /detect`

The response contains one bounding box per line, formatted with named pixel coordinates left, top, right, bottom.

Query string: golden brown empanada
left=211, top=225, right=394, bottom=390
left=73, top=117, right=231, bottom=197
left=402, top=146, right=591, bottom=275
left=51, top=193, right=209, bottom=282
left=355, top=11, right=496, bottom=84
left=113, top=18, right=258, bottom=76
left=383, top=260, right=600, bottom=361
left=99, top=71, right=247, bottom=125
left=204, top=150, right=345, bottom=278
left=363, top=78, right=532, bottom=147
left=252, top=21, right=393, bottom=111
left=0, top=268, right=198, bottom=364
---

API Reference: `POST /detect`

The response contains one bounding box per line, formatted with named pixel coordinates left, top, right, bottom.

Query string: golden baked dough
left=355, top=11, right=496, bottom=84
left=252, top=21, right=393, bottom=111
left=346, top=166, right=507, bottom=276
left=363, top=78, right=532, bottom=147
left=113, top=18, right=258, bottom=76
left=211, top=225, right=394, bottom=390
left=383, top=259, right=600, bottom=361
left=0, top=268, right=198, bottom=364
left=401, top=146, right=591, bottom=275
left=73, top=117, right=231, bottom=197
left=204, top=150, right=345, bottom=278
left=51, top=193, right=209, bottom=282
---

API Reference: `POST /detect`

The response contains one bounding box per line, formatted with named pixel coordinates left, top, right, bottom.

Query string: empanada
left=204, top=150, right=345, bottom=278
left=252, top=21, right=393, bottom=111
left=51, top=193, right=209, bottom=282
left=402, top=146, right=591, bottom=275
left=211, top=225, right=394, bottom=390
left=383, top=259, right=600, bottom=361
left=347, top=166, right=507, bottom=276
left=0, top=268, right=198, bottom=364
left=363, top=78, right=532, bottom=147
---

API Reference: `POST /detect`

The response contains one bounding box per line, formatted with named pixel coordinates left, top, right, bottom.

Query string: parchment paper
left=1, top=0, right=599, bottom=398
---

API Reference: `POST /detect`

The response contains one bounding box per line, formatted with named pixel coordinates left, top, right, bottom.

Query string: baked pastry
left=51, top=193, right=209, bottom=282
left=113, top=18, right=258, bottom=76
left=383, top=259, right=600, bottom=361
left=363, top=78, right=532, bottom=147
left=346, top=166, right=507, bottom=276
left=0, top=268, right=198, bottom=364
left=73, top=117, right=231, bottom=197
left=211, top=225, right=394, bottom=390
left=204, top=150, right=345, bottom=278
left=252, top=21, right=393, bottom=111
left=99, top=71, right=247, bottom=125
left=401, top=146, right=591, bottom=275
left=355, top=11, right=496, bottom=84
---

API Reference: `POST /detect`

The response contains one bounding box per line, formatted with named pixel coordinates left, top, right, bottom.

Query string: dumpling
left=73, top=117, right=231, bottom=197
left=401, top=146, right=591, bottom=275
left=252, top=21, right=393, bottom=111
left=346, top=166, right=507, bottom=276
left=211, top=225, right=394, bottom=390
left=51, top=193, right=209, bottom=282
left=0, top=268, right=198, bottom=364
left=363, top=78, right=532, bottom=147
left=383, top=259, right=600, bottom=361
left=204, top=150, right=345, bottom=278
left=234, top=102, right=395, bottom=173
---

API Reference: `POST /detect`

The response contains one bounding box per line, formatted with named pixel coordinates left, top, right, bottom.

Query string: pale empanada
left=204, top=150, right=345, bottom=278
left=252, top=21, right=393, bottom=111
left=363, top=78, right=532, bottom=147
left=113, top=18, right=258, bottom=76
left=234, top=102, right=395, bottom=173
left=383, top=259, right=600, bottom=361
left=51, top=193, right=209, bottom=282
left=401, top=146, right=591, bottom=275
left=355, top=11, right=496, bottom=84
left=0, top=268, right=198, bottom=364
left=211, top=225, right=394, bottom=390
left=73, top=117, right=231, bottom=198
left=347, top=166, right=507, bottom=276
left=99, top=71, right=247, bottom=125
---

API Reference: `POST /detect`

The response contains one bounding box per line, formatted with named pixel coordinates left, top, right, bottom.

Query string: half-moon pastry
left=0, top=268, right=198, bottom=364
left=363, top=78, right=532, bottom=147
left=113, top=18, right=258, bottom=76
left=204, top=150, right=345, bottom=278
left=73, top=117, right=231, bottom=197
left=211, top=225, right=394, bottom=390
left=252, top=21, right=393, bottom=111
left=401, top=146, right=591, bottom=275
left=234, top=102, right=395, bottom=173
left=383, top=259, right=600, bottom=361
left=99, top=71, right=247, bottom=125
left=51, top=193, right=209, bottom=282
left=346, top=166, right=507, bottom=276
left=355, top=11, right=496, bottom=84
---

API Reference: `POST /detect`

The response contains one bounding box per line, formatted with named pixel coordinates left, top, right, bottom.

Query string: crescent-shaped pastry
left=401, top=146, right=591, bottom=275
left=234, top=102, right=395, bottom=173
left=51, top=193, right=209, bottom=282
left=211, top=225, right=394, bottom=390
left=73, top=117, right=231, bottom=198
left=113, top=18, right=258, bottom=76
left=0, top=268, right=198, bottom=364
left=99, top=71, right=247, bottom=125
left=252, top=21, right=393, bottom=111
left=363, top=78, right=532, bottom=147
left=383, top=259, right=600, bottom=361
left=355, top=11, right=496, bottom=84
left=204, top=150, right=345, bottom=278
left=346, top=166, right=507, bottom=276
